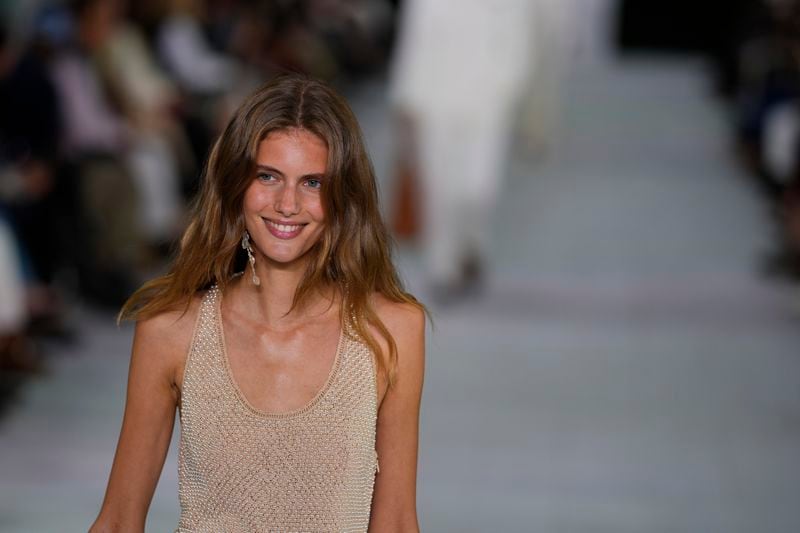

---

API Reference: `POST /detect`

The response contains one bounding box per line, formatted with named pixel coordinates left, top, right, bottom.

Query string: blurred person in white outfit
left=390, top=0, right=533, bottom=299
left=520, top=0, right=618, bottom=154
left=518, top=0, right=575, bottom=154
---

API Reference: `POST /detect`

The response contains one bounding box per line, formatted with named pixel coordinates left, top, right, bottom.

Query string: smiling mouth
left=263, top=218, right=307, bottom=239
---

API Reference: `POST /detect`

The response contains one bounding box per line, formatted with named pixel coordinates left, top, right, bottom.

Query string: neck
left=238, top=256, right=336, bottom=327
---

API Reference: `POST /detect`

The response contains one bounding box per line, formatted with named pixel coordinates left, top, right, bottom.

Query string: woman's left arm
left=369, top=303, right=426, bottom=532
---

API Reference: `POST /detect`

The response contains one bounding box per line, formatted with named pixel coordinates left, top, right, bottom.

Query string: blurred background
left=1, top=0, right=800, bottom=531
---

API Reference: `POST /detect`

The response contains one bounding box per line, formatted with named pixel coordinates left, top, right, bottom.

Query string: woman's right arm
left=89, top=309, right=193, bottom=533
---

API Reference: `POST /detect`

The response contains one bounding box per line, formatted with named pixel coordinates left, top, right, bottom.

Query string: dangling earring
left=241, top=230, right=260, bottom=286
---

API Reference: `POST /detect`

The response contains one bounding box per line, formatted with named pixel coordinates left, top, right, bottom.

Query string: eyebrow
left=255, top=164, right=326, bottom=180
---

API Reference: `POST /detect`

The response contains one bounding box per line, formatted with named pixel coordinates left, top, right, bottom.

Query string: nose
left=275, top=182, right=300, bottom=216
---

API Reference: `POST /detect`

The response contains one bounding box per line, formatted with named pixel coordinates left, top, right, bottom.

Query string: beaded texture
left=176, top=285, right=379, bottom=532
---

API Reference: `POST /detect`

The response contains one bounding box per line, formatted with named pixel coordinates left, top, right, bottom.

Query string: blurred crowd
left=725, top=0, right=800, bottom=279
left=618, top=0, right=800, bottom=279
left=0, top=0, right=399, bottom=375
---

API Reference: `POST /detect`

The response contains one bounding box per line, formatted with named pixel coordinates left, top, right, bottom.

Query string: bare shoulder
left=369, top=293, right=426, bottom=407
left=370, top=293, right=426, bottom=342
left=131, top=291, right=206, bottom=394
left=134, top=292, right=204, bottom=348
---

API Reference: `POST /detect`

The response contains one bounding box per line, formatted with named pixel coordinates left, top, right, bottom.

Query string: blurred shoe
left=428, top=251, right=486, bottom=307
left=461, top=250, right=484, bottom=294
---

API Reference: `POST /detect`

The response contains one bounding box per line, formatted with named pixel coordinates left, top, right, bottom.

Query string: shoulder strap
left=187, top=285, right=221, bottom=360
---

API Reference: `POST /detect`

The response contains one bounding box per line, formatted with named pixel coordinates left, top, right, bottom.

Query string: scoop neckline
left=213, top=284, right=345, bottom=419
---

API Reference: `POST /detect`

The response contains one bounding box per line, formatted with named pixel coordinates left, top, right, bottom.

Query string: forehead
left=256, top=129, right=328, bottom=172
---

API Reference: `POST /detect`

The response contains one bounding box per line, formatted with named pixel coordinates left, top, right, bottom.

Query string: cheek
left=242, top=183, right=257, bottom=207
left=307, top=197, right=326, bottom=223
left=243, top=186, right=271, bottom=211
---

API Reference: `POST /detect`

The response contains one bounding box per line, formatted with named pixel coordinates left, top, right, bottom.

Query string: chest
left=222, top=317, right=343, bottom=415
left=174, top=290, right=388, bottom=416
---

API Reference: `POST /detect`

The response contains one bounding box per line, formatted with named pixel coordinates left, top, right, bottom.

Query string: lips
left=263, top=218, right=306, bottom=239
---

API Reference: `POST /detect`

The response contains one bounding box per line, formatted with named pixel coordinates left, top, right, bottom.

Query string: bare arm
left=368, top=303, right=426, bottom=532
left=89, top=309, right=193, bottom=533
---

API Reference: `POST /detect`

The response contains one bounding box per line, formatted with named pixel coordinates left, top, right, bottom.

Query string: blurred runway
left=2, top=56, right=800, bottom=532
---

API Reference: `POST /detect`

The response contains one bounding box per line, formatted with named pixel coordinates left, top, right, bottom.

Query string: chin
left=263, top=248, right=315, bottom=266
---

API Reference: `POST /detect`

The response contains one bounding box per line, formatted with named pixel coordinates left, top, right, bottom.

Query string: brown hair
left=118, top=73, right=426, bottom=386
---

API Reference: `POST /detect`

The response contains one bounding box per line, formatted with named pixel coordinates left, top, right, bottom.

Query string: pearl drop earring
left=241, top=230, right=260, bottom=286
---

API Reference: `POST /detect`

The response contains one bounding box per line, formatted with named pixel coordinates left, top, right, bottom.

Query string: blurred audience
left=724, top=0, right=800, bottom=277
left=94, top=0, right=188, bottom=247
left=0, top=213, right=40, bottom=374
left=0, top=0, right=398, bottom=395
left=0, top=15, right=70, bottom=375
left=49, top=0, right=145, bottom=304
left=618, top=0, right=800, bottom=279
left=157, top=0, right=237, bottom=97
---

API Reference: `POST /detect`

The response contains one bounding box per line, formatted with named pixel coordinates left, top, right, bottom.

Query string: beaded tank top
left=176, top=284, right=379, bottom=532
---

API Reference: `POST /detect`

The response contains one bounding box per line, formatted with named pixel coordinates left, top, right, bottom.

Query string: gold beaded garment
left=176, top=285, right=379, bottom=532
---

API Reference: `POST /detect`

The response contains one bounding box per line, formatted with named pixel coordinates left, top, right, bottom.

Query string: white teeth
left=267, top=220, right=302, bottom=232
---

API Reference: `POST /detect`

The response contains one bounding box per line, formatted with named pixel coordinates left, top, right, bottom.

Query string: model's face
left=242, top=128, right=328, bottom=269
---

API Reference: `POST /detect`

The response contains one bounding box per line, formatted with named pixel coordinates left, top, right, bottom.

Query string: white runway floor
left=2, top=57, right=800, bottom=532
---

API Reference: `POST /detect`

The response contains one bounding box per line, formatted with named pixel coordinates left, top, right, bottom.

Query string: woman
left=89, top=74, right=427, bottom=532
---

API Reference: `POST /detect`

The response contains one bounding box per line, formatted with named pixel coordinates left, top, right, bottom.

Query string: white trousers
left=416, top=110, right=513, bottom=284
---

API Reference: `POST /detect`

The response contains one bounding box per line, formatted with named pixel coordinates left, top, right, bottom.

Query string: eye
left=257, top=173, right=277, bottom=182
left=305, top=178, right=322, bottom=189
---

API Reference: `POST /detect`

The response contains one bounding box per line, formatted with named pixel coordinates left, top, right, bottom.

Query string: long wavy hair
left=118, top=74, right=426, bottom=386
